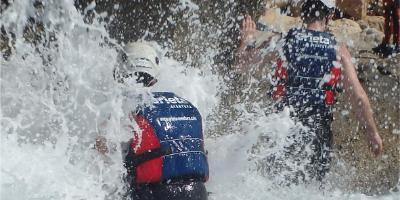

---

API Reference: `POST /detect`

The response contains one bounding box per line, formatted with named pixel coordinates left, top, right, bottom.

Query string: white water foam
left=1, top=1, right=398, bottom=200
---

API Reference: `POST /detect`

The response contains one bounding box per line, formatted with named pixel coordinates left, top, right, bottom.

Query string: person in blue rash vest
left=95, top=41, right=209, bottom=200
left=235, top=0, right=383, bottom=183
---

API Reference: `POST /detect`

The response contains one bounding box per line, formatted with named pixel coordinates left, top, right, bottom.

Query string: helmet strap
left=134, top=72, right=157, bottom=87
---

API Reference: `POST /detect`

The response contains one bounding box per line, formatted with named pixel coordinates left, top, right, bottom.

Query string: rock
left=331, top=54, right=400, bottom=194
left=264, top=0, right=291, bottom=9
left=388, top=55, right=400, bottom=78
left=264, top=0, right=304, bottom=17
left=258, top=8, right=301, bottom=33
left=328, top=18, right=384, bottom=52
left=357, top=20, right=369, bottom=30
left=358, top=28, right=384, bottom=50
left=0, top=26, right=13, bottom=60
left=329, top=18, right=363, bottom=42
left=362, top=16, right=385, bottom=33
left=337, top=0, right=371, bottom=20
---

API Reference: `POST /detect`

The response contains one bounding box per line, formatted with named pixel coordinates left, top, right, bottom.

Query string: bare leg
left=383, top=1, right=394, bottom=45
left=394, top=4, right=400, bottom=46
left=373, top=0, right=395, bottom=56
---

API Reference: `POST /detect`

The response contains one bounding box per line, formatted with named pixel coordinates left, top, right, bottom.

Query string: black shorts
left=261, top=113, right=333, bottom=186
left=286, top=116, right=333, bottom=181
left=306, top=118, right=333, bottom=181
left=300, top=111, right=333, bottom=178
left=271, top=103, right=334, bottom=181
left=130, top=181, right=208, bottom=200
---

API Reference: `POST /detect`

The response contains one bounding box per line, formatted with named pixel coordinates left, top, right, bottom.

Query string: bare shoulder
left=336, top=42, right=351, bottom=58
left=336, top=42, right=355, bottom=72
left=336, top=42, right=360, bottom=84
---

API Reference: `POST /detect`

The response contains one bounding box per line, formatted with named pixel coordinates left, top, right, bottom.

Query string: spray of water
left=0, top=1, right=217, bottom=199
left=1, top=1, right=398, bottom=200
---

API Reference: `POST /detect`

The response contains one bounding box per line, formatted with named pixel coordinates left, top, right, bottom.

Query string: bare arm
left=95, top=119, right=110, bottom=155
left=338, top=43, right=383, bottom=156
left=234, top=15, right=280, bottom=74
left=234, top=15, right=262, bottom=74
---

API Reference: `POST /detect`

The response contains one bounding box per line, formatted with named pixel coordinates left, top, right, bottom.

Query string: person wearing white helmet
left=96, top=41, right=209, bottom=200
left=319, top=0, right=335, bottom=9
left=236, top=0, right=383, bottom=184
left=301, top=0, right=335, bottom=24
left=113, top=41, right=160, bottom=87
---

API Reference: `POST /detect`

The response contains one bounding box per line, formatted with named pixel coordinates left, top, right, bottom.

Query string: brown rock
left=259, top=11, right=370, bottom=42
left=357, top=20, right=369, bottom=30
left=362, top=16, right=385, bottom=33
left=259, top=8, right=301, bottom=33
left=329, top=18, right=384, bottom=52
left=337, top=0, right=371, bottom=20
left=329, top=18, right=363, bottom=42
left=358, top=27, right=384, bottom=50
left=264, top=0, right=304, bottom=17
left=264, top=0, right=291, bottom=9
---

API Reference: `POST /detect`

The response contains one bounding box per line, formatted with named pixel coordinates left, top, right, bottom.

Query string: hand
left=367, top=132, right=383, bottom=156
left=240, top=15, right=257, bottom=47
left=95, top=136, right=109, bottom=155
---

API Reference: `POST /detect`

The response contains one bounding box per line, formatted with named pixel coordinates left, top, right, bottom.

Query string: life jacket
left=126, top=92, right=209, bottom=184
left=272, top=28, right=341, bottom=115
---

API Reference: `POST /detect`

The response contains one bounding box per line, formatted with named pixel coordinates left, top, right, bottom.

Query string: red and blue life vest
left=128, top=92, right=209, bottom=184
left=272, top=28, right=341, bottom=116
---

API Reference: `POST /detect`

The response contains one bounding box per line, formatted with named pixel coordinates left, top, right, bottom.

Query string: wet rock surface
left=332, top=54, right=399, bottom=194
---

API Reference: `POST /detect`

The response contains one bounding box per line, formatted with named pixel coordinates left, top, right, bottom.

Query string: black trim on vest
left=124, top=141, right=172, bottom=176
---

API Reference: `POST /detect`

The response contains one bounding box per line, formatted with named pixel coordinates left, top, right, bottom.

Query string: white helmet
left=124, top=41, right=160, bottom=79
left=320, top=0, right=336, bottom=9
